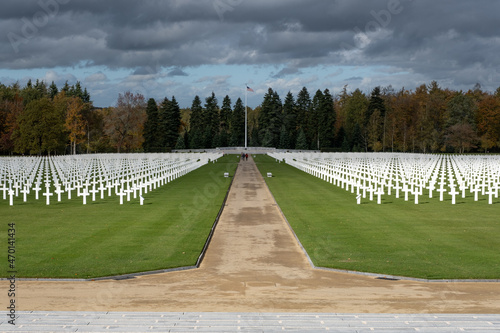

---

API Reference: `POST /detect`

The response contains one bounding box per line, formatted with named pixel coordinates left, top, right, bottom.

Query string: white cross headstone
left=394, top=181, right=402, bottom=199
left=21, top=185, right=29, bottom=202
left=437, top=186, right=447, bottom=202
left=413, top=187, right=422, bottom=204
left=487, top=187, right=495, bottom=205
left=89, top=185, right=98, bottom=202
left=448, top=186, right=459, bottom=205
left=32, top=183, right=41, bottom=200
left=81, top=188, right=89, bottom=205
left=376, top=187, right=384, bottom=204
left=117, top=189, right=126, bottom=205
left=459, top=181, right=467, bottom=198
left=125, top=187, right=132, bottom=201
left=43, top=186, right=53, bottom=205
left=367, top=186, right=375, bottom=201
left=12, top=182, right=21, bottom=197
left=427, top=181, right=435, bottom=199
left=0, top=183, right=8, bottom=200
left=99, top=182, right=106, bottom=199
left=8, top=189, right=14, bottom=206
left=471, top=186, right=480, bottom=201
left=55, top=185, right=64, bottom=202
left=402, top=184, right=410, bottom=201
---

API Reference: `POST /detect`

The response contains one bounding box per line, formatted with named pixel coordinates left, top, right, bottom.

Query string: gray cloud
left=1, top=0, right=499, bottom=102
left=167, top=68, right=188, bottom=77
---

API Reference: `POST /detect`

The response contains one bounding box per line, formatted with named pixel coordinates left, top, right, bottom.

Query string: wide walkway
left=1, top=156, right=500, bottom=331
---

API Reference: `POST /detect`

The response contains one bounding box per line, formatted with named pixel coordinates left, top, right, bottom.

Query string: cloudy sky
left=1, top=0, right=499, bottom=108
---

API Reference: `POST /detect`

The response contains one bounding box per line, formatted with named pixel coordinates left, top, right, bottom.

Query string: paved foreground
left=1, top=311, right=500, bottom=332
left=1, top=156, right=500, bottom=331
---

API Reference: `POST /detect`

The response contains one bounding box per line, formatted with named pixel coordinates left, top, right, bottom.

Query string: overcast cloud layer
left=1, top=0, right=499, bottom=107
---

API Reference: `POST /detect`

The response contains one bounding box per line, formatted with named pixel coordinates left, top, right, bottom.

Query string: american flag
left=246, top=86, right=254, bottom=92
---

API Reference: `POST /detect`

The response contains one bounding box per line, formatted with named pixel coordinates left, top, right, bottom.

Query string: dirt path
left=6, top=156, right=500, bottom=313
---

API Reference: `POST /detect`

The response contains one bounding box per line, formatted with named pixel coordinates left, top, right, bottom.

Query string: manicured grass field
left=1, top=154, right=239, bottom=279
left=254, top=154, right=500, bottom=279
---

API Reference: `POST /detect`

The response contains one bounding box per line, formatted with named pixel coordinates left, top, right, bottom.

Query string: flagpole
left=244, top=84, right=248, bottom=149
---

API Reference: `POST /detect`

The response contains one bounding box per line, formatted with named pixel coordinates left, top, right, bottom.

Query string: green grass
left=0, top=154, right=239, bottom=279
left=254, top=154, right=500, bottom=279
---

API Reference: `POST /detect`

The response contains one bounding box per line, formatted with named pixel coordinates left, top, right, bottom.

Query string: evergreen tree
left=175, top=134, right=185, bottom=149
left=366, top=86, right=386, bottom=150
left=250, top=126, right=260, bottom=146
left=367, top=86, right=386, bottom=123
left=295, top=129, right=308, bottom=150
left=282, top=91, right=297, bottom=149
left=143, top=98, right=159, bottom=152
left=189, top=95, right=204, bottom=148
left=62, top=81, right=70, bottom=93
left=309, top=89, right=323, bottom=149
left=71, top=81, right=84, bottom=100
left=219, top=95, right=231, bottom=147
left=295, top=87, right=311, bottom=138
left=34, top=79, right=48, bottom=97
left=447, top=92, right=477, bottom=127
left=258, top=88, right=282, bottom=147
left=230, top=98, right=245, bottom=146
left=351, top=123, right=363, bottom=152
left=343, top=89, right=369, bottom=151
left=317, top=89, right=336, bottom=149
left=165, top=96, right=181, bottom=149
left=157, top=97, right=170, bottom=149
left=278, top=124, right=290, bottom=149
left=21, top=80, right=45, bottom=105
left=336, top=126, right=346, bottom=149
left=49, top=81, right=58, bottom=99
left=82, top=88, right=91, bottom=103
left=203, top=92, right=219, bottom=148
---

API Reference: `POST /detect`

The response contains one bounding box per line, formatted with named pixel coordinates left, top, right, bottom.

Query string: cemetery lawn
left=254, top=154, right=500, bottom=280
left=0, top=154, right=239, bottom=279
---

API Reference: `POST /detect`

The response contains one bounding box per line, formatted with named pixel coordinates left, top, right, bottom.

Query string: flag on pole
left=246, top=86, right=254, bottom=92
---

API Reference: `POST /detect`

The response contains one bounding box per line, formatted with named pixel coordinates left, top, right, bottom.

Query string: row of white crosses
left=268, top=152, right=500, bottom=205
left=0, top=153, right=222, bottom=206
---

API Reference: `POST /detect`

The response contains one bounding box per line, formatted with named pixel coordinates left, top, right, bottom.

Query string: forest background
left=1, top=79, right=500, bottom=155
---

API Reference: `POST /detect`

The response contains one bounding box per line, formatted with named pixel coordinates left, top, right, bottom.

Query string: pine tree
left=175, top=134, right=185, bottom=149
left=219, top=95, right=231, bottom=147
left=278, top=125, right=289, bottom=149
left=203, top=92, right=220, bottom=148
left=366, top=86, right=386, bottom=150
left=258, top=88, right=282, bottom=147
left=295, top=87, right=311, bottom=139
left=317, top=89, right=336, bottom=149
left=49, top=81, right=58, bottom=99
left=165, top=96, right=181, bottom=149
left=309, top=89, right=323, bottom=149
left=282, top=91, right=296, bottom=149
left=143, top=98, right=159, bottom=152
left=230, top=98, right=245, bottom=146
left=189, top=96, right=204, bottom=149
left=157, top=97, right=170, bottom=149
left=295, top=129, right=308, bottom=150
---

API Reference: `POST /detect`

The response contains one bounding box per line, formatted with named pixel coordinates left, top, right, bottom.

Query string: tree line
left=1, top=80, right=500, bottom=155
